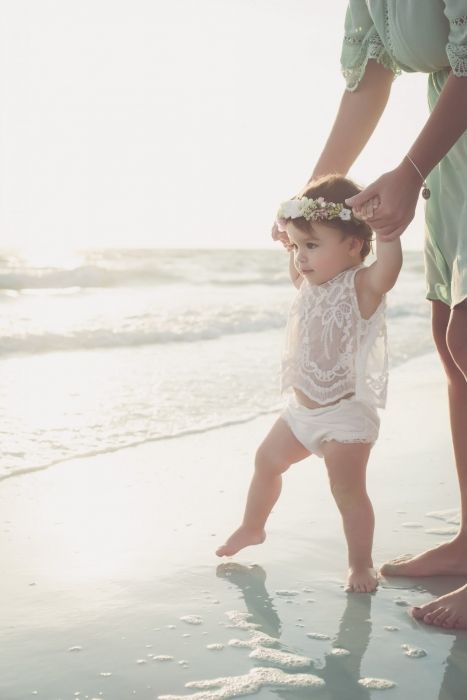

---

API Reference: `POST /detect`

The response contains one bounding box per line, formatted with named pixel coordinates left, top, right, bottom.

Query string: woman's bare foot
left=346, top=566, right=378, bottom=593
left=216, top=525, right=266, bottom=557
left=380, top=538, right=467, bottom=577
left=412, top=584, right=467, bottom=629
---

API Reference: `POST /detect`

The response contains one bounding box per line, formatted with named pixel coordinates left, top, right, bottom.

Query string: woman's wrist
left=395, top=158, right=424, bottom=188
left=397, top=155, right=432, bottom=199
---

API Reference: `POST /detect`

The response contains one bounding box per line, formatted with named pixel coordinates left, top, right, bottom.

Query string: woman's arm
left=310, top=60, right=394, bottom=180
left=406, top=73, right=467, bottom=182
left=271, top=60, right=393, bottom=240
left=347, top=72, right=467, bottom=240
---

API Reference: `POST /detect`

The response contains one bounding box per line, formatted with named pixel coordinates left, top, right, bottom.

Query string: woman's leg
left=381, top=299, right=467, bottom=579
left=446, top=300, right=467, bottom=528
left=409, top=300, right=467, bottom=628
left=216, top=417, right=310, bottom=556
left=322, top=440, right=377, bottom=592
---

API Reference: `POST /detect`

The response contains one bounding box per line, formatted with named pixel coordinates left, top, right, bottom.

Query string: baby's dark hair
left=293, top=174, right=373, bottom=260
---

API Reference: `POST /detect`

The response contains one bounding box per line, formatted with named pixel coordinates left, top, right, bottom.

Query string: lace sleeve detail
left=446, top=40, right=467, bottom=76
left=340, top=1, right=400, bottom=92
left=443, top=2, right=467, bottom=76
left=342, top=34, right=400, bottom=92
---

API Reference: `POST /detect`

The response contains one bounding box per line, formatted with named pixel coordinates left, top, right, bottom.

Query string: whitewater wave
left=0, top=266, right=291, bottom=290
left=0, top=312, right=288, bottom=354
left=0, top=248, right=291, bottom=290
left=0, top=248, right=424, bottom=291
left=0, top=265, right=200, bottom=290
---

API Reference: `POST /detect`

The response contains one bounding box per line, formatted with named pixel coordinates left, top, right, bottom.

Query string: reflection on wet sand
left=217, top=562, right=373, bottom=700
left=216, top=563, right=467, bottom=700
left=217, top=562, right=282, bottom=638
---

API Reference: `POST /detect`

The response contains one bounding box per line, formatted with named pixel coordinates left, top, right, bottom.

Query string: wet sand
left=1, top=352, right=466, bottom=699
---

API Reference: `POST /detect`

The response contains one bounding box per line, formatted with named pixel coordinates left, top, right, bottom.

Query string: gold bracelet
left=405, top=155, right=431, bottom=199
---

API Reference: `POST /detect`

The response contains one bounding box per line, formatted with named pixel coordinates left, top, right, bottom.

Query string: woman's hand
left=345, top=161, right=422, bottom=240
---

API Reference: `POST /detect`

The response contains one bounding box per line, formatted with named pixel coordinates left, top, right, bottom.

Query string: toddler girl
left=216, top=174, right=402, bottom=592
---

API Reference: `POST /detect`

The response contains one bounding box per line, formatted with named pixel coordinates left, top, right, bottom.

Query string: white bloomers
left=280, top=394, right=380, bottom=458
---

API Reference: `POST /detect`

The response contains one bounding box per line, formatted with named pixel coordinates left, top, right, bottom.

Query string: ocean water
left=0, top=248, right=432, bottom=480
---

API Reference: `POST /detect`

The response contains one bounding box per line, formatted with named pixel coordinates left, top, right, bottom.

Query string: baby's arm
left=273, top=231, right=302, bottom=288
left=288, top=250, right=303, bottom=289
left=366, top=234, right=402, bottom=293
left=356, top=234, right=402, bottom=312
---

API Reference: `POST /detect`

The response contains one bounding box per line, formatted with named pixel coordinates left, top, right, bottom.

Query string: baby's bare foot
left=346, top=566, right=378, bottom=593
left=216, top=525, right=266, bottom=557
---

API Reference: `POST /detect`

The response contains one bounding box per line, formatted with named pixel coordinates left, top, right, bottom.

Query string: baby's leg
left=216, top=417, right=310, bottom=557
left=321, top=441, right=377, bottom=592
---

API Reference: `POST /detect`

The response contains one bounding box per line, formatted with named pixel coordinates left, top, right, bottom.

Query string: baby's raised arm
left=355, top=233, right=402, bottom=321
left=365, top=234, right=402, bottom=294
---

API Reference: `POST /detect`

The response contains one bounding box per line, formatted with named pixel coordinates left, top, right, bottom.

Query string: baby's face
left=286, top=221, right=361, bottom=285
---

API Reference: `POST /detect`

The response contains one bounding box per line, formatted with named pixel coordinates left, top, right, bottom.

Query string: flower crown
left=276, top=196, right=353, bottom=232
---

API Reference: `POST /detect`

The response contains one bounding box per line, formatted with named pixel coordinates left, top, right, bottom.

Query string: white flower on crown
left=276, top=197, right=354, bottom=224
left=277, top=199, right=306, bottom=219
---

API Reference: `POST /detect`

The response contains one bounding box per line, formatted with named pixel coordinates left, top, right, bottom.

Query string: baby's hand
left=352, top=196, right=380, bottom=222
left=271, top=221, right=293, bottom=251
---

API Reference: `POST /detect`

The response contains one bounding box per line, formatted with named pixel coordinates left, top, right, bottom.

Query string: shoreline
left=0, top=343, right=434, bottom=486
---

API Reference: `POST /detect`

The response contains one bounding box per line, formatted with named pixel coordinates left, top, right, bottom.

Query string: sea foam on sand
left=358, top=678, right=396, bottom=690
left=158, top=666, right=325, bottom=699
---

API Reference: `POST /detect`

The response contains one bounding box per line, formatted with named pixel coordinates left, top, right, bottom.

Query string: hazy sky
left=0, top=0, right=430, bottom=252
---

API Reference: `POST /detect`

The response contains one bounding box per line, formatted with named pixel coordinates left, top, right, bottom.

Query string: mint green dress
left=341, top=1, right=467, bottom=308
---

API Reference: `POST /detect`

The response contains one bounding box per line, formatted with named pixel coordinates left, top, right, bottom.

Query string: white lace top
left=281, top=265, right=388, bottom=408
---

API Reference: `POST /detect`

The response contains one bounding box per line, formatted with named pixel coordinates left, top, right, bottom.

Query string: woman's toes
left=442, top=612, right=459, bottom=629
left=412, top=604, right=433, bottom=620
left=423, top=607, right=445, bottom=625
left=430, top=608, right=449, bottom=627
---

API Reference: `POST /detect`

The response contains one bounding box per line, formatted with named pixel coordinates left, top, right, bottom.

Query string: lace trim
left=383, top=0, right=396, bottom=61
left=342, top=37, right=400, bottom=92
left=322, top=437, right=374, bottom=445
left=451, top=15, right=467, bottom=27
left=446, top=42, right=467, bottom=76
left=344, top=34, right=364, bottom=45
